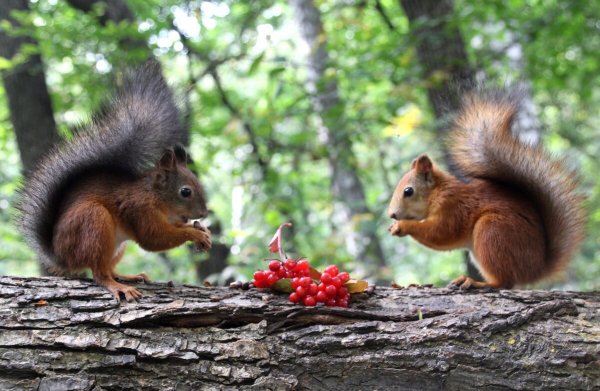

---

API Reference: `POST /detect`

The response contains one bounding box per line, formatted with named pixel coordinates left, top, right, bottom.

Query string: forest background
left=0, top=0, right=598, bottom=290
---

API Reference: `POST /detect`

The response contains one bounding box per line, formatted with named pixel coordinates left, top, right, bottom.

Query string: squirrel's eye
left=180, top=187, right=192, bottom=198
left=403, top=187, right=414, bottom=197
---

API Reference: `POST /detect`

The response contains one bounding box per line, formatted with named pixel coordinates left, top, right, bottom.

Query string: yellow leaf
left=382, top=104, right=422, bottom=137
left=344, top=279, right=368, bottom=293
left=399, top=48, right=414, bottom=66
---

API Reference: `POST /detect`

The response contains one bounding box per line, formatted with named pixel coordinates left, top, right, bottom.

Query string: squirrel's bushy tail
left=449, top=89, right=585, bottom=276
left=17, top=61, right=185, bottom=271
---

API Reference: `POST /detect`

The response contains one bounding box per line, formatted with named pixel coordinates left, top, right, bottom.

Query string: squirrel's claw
left=447, top=275, right=492, bottom=290
left=105, top=281, right=143, bottom=302
left=388, top=221, right=406, bottom=237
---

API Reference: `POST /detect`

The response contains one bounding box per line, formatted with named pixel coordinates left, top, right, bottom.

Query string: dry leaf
left=344, top=279, right=368, bottom=293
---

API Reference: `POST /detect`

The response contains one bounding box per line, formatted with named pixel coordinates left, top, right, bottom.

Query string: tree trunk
left=0, top=276, right=597, bottom=390
left=65, top=0, right=148, bottom=55
left=399, top=0, right=474, bottom=119
left=0, top=0, right=60, bottom=174
left=289, top=0, right=387, bottom=277
left=398, top=0, right=481, bottom=281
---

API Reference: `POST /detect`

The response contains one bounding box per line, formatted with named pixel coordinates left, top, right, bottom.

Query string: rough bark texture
left=289, top=0, right=387, bottom=275
left=0, top=0, right=60, bottom=174
left=0, top=276, right=598, bottom=391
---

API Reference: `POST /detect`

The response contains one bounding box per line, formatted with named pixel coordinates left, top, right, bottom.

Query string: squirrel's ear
left=158, top=149, right=177, bottom=171
left=173, top=144, right=188, bottom=164
left=413, top=154, right=433, bottom=176
left=152, top=170, right=168, bottom=189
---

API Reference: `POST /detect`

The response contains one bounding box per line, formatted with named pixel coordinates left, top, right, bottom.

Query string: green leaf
left=0, top=57, right=12, bottom=70
left=248, top=52, right=265, bottom=75
left=271, top=278, right=293, bottom=293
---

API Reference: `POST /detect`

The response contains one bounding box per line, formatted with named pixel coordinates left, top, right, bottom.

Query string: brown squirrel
left=17, top=61, right=212, bottom=301
left=388, top=89, right=585, bottom=289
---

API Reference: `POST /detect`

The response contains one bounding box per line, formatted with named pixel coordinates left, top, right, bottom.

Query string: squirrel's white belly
left=114, top=227, right=130, bottom=257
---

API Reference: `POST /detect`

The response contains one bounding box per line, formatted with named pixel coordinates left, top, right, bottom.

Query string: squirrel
left=387, top=89, right=585, bottom=289
left=17, top=61, right=212, bottom=301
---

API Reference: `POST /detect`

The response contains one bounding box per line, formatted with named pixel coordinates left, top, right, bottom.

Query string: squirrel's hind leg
left=113, top=272, right=151, bottom=284
left=109, top=242, right=151, bottom=284
left=54, top=201, right=142, bottom=302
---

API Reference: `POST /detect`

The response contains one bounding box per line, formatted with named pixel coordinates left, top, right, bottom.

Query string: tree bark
left=0, top=0, right=60, bottom=174
left=0, top=276, right=598, bottom=390
left=289, top=0, right=387, bottom=277
left=399, top=0, right=474, bottom=119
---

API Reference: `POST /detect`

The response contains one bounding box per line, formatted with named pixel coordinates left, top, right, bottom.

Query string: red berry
left=325, top=285, right=337, bottom=297
left=296, top=286, right=307, bottom=297
left=295, top=259, right=309, bottom=271
left=337, top=299, right=348, bottom=308
left=269, top=260, right=281, bottom=271
left=277, top=268, right=287, bottom=278
left=291, top=277, right=301, bottom=289
left=325, top=298, right=336, bottom=306
left=308, top=283, right=318, bottom=296
left=316, top=291, right=328, bottom=302
left=254, top=270, right=267, bottom=281
left=286, top=270, right=294, bottom=278
left=267, top=273, right=279, bottom=286
left=331, top=277, right=342, bottom=288
left=301, top=277, right=312, bottom=287
left=320, top=273, right=332, bottom=284
left=284, top=259, right=296, bottom=270
left=337, top=287, right=349, bottom=297
left=324, top=265, right=339, bottom=276
left=318, top=283, right=327, bottom=291
left=302, top=269, right=311, bottom=277
left=338, top=272, right=350, bottom=283
left=254, top=279, right=266, bottom=288
left=303, top=296, right=316, bottom=306
left=289, top=292, right=300, bottom=303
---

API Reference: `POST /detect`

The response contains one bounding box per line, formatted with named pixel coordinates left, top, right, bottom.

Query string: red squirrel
left=17, top=61, right=212, bottom=301
left=388, top=90, right=585, bottom=289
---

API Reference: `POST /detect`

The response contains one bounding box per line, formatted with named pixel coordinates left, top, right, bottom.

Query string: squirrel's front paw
left=388, top=221, right=406, bottom=237
left=194, top=230, right=212, bottom=251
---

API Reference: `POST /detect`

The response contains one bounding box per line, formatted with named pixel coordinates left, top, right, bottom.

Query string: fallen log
left=0, top=276, right=598, bottom=390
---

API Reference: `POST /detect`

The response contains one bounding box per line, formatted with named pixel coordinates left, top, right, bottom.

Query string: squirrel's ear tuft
left=413, top=154, right=433, bottom=175
left=158, top=149, right=177, bottom=170
left=173, top=144, right=188, bottom=164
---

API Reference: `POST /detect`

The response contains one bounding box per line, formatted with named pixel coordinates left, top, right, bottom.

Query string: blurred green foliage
left=0, top=0, right=598, bottom=290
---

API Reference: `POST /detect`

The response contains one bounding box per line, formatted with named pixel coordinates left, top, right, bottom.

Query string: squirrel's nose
left=389, top=212, right=398, bottom=220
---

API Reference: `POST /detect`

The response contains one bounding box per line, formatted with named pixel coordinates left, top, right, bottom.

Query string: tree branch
left=0, top=276, right=598, bottom=390
left=374, top=0, right=395, bottom=31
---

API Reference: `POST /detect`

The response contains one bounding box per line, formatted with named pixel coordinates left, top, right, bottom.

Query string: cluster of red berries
left=253, top=261, right=351, bottom=307
left=252, top=258, right=311, bottom=288
left=289, top=265, right=350, bottom=307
